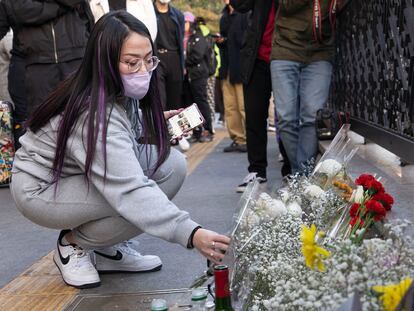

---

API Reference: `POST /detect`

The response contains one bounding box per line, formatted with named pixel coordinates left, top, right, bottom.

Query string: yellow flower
left=373, top=278, right=412, bottom=311
left=300, top=224, right=331, bottom=272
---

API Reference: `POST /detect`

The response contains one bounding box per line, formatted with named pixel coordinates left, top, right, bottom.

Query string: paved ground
left=0, top=130, right=413, bottom=307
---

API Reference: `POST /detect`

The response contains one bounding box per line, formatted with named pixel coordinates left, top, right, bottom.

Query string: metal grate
left=332, top=0, right=414, bottom=162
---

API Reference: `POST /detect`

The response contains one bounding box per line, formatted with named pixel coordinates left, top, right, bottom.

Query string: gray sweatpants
left=11, top=147, right=187, bottom=249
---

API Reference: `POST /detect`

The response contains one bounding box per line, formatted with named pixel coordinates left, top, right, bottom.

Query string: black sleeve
left=0, top=4, right=10, bottom=41
left=55, top=0, right=85, bottom=7
left=10, top=0, right=62, bottom=25
left=230, top=0, right=254, bottom=13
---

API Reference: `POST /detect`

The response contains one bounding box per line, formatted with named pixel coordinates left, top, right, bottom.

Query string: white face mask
left=159, top=0, right=171, bottom=4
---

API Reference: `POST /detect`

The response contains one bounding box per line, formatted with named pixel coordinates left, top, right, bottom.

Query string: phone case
left=168, top=103, right=205, bottom=140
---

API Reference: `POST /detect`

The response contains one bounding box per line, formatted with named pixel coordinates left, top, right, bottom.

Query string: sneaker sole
left=53, top=257, right=101, bottom=289
left=236, top=186, right=246, bottom=193
left=97, top=264, right=162, bottom=274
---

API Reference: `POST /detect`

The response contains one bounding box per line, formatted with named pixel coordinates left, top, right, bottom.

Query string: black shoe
left=237, top=144, right=247, bottom=152
left=223, top=142, right=247, bottom=152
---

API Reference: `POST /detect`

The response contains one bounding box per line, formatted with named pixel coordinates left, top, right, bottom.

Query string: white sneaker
left=236, top=172, right=267, bottom=193
left=94, top=241, right=162, bottom=273
left=53, top=231, right=100, bottom=289
left=178, top=138, right=190, bottom=152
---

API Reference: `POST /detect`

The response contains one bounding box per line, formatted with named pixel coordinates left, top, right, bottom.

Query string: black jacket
left=230, top=0, right=274, bottom=84
left=185, top=25, right=209, bottom=81
left=0, top=0, right=94, bottom=64
left=218, top=5, right=248, bottom=84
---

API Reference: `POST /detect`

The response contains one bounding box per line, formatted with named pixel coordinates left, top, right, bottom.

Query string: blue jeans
left=270, top=60, right=333, bottom=173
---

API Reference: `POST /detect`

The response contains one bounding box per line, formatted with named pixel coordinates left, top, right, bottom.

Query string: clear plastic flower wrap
left=311, top=124, right=358, bottom=196
left=222, top=180, right=265, bottom=310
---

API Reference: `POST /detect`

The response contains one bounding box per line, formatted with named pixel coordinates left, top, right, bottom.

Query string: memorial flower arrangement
left=226, top=176, right=413, bottom=311
left=219, top=126, right=414, bottom=311
left=0, top=102, right=15, bottom=185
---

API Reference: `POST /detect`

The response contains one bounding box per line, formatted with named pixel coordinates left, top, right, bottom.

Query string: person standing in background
left=185, top=15, right=214, bottom=143
left=230, top=0, right=291, bottom=193
left=88, top=0, right=157, bottom=41
left=154, top=0, right=185, bottom=111
left=195, top=17, right=219, bottom=133
left=218, top=0, right=248, bottom=153
left=270, top=0, right=336, bottom=173
left=7, top=0, right=94, bottom=115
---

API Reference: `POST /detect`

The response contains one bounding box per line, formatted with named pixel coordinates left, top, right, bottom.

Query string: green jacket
left=199, top=24, right=221, bottom=77
left=271, top=0, right=335, bottom=63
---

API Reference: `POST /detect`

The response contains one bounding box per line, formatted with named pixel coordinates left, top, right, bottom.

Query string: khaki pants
left=222, top=77, right=246, bottom=144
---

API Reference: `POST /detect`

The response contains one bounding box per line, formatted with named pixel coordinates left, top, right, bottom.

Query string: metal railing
left=331, top=0, right=414, bottom=163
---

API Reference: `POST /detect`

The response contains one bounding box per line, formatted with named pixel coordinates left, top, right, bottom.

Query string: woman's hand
left=192, top=229, right=231, bottom=264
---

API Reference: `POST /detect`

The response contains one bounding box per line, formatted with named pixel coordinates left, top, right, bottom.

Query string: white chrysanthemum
left=256, top=193, right=287, bottom=219
left=287, top=201, right=302, bottom=217
left=304, top=184, right=325, bottom=198
left=317, top=159, right=342, bottom=177
left=256, top=193, right=274, bottom=210
left=265, top=200, right=287, bottom=219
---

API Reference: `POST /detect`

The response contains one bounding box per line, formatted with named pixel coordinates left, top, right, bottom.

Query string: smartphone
left=167, top=103, right=205, bottom=141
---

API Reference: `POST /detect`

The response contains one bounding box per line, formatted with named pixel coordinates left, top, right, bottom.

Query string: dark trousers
left=189, top=77, right=213, bottom=134
left=8, top=55, right=27, bottom=123
left=157, top=51, right=183, bottom=110
left=214, top=77, right=224, bottom=117
left=244, top=59, right=291, bottom=178
left=25, top=59, right=82, bottom=115
left=8, top=55, right=27, bottom=149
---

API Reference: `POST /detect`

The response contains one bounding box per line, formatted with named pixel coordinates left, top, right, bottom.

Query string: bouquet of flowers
left=348, top=174, right=394, bottom=243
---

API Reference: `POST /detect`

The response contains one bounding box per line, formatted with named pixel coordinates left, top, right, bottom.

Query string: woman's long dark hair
left=27, top=11, right=170, bottom=185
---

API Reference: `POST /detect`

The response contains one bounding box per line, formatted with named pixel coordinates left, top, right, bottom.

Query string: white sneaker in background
left=236, top=172, right=267, bottom=193
left=178, top=138, right=190, bottom=152
left=268, top=124, right=276, bottom=132
left=53, top=231, right=100, bottom=289
left=94, top=240, right=162, bottom=273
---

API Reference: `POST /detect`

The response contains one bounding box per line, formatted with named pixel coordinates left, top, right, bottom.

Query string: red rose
left=350, top=217, right=364, bottom=227
left=365, top=199, right=387, bottom=220
left=373, top=192, right=394, bottom=211
left=349, top=203, right=361, bottom=217
left=365, top=179, right=385, bottom=195
left=355, top=174, right=375, bottom=188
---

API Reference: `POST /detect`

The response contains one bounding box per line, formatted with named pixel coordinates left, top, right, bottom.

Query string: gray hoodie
left=12, top=101, right=199, bottom=248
